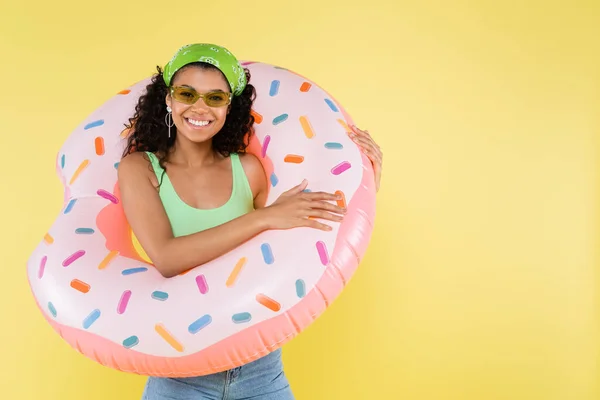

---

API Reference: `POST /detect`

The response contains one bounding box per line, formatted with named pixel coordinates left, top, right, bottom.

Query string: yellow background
left=0, top=0, right=598, bottom=399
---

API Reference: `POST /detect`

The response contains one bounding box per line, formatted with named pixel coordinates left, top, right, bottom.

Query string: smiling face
left=165, top=64, right=231, bottom=145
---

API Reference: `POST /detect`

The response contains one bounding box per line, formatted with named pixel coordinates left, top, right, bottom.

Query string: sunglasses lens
left=171, top=87, right=198, bottom=105
left=204, top=92, right=231, bottom=107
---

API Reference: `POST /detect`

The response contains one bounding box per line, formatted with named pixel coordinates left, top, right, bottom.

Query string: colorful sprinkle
left=84, top=120, right=104, bottom=130
left=155, top=323, right=184, bottom=352
left=256, top=293, right=281, bottom=312
left=273, top=114, right=288, bottom=125
left=70, top=279, right=91, bottom=293
left=64, top=199, right=76, bottom=214
left=38, top=256, right=47, bottom=279
left=324, top=98, right=339, bottom=112
left=95, top=137, right=105, bottom=155
left=118, top=89, right=131, bottom=95
left=69, top=159, right=90, bottom=185
left=261, top=135, right=271, bottom=158
left=316, top=241, right=329, bottom=265
left=43, top=234, right=54, bottom=245
left=48, top=302, right=57, bottom=318
left=114, top=162, right=120, bottom=169
left=300, top=82, right=312, bottom=92
left=188, top=314, right=212, bottom=334
left=62, top=250, right=85, bottom=267
left=60, top=154, right=65, bottom=168
left=75, top=228, right=95, bottom=235
left=261, top=243, right=274, bottom=265
left=251, top=110, right=263, bottom=124
left=151, top=291, right=169, bottom=301
left=299, top=116, right=315, bottom=138
left=331, top=161, right=351, bottom=175
left=98, top=250, right=118, bottom=270
left=82, top=309, right=101, bottom=329
left=274, top=66, right=287, bottom=70
left=284, top=154, right=304, bottom=164
left=122, top=335, right=139, bottom=348
left=269, top=80, right=280, bottom=96
left=295, top=279, right=306, bottom=298
left=325, top=142, right=343, bottom=149
left=303, top=189, right=312, bottom=193
left=196, top=274, right=209, bottom=294
left=337, top=118, right=350, bottom=132
left=232, top=312, right=252, bottom=323
left=270, top=172, right=279, bottom=187
left=122, top=267, right=147, bottom=275
left=226, top=257, right=247, bottom=287
left=335, top=190, right=347, bottom=209
left=117, top=290, right=132, bottom=314
left=97, top=189, right=118, bottom=204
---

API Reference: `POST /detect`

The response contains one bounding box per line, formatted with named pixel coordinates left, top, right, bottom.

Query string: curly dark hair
left=121, top=62, right=256, bottom=171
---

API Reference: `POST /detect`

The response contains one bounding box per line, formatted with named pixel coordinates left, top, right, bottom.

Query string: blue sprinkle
left=269, top=80, right=280, bottom=96
left=272, top=114, right=288, bottom=125
left=270, top=173, right=279, bottom=187
left=151, top=291, right=169, bottom=301
left=232, top=312, right=252, bottom=324
left=75, top=228, right=95, bottom=235
left=324, top=99, right=339, bottom=112
left=188, top=314, right=212, bottom=334
left=83, top=309, right=101, bottom=329
left=114, top=162, right=120, bottom=169
left=60, top=154, right=65, bottom=168
left=84, top=120, right=104, bottom=130
left=122, top=336, right=139, bottom=349
left=64, top=199, right=76, bottom=214
left=303, top=189, right=312, bottom=192
left=296, top=279, right=306, bottom=298
left=324, top=142, right=343, bottom=149
left=261, top=243, right=274, bottom=265
left=48, top=302, right=57, bottom=318
left=122, top=267, right=148, bottom=276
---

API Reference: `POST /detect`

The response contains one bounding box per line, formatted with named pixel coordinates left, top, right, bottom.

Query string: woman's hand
left=259, top=180, right=346, bottom=231
left=348, top=125, right=383, bottom=192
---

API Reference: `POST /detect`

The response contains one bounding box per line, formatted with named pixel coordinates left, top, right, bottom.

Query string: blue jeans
left=141, top=349, right=294, bottom=400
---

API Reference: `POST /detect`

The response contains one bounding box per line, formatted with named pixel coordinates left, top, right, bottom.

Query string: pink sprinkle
left=38, top=256, right=47, bottom=279
left=196, top=274, right=209, bottom=294
left=331, top=161, right=351, bottom=175
left=117, top=290, right=132, bottom=314
left=316, top=241, right=329, bottom=266
left=261, top=135, right=271, bottom=158
left=62, top=250, right=85, bottom=267
left=97, top=189, right=118, bottom=204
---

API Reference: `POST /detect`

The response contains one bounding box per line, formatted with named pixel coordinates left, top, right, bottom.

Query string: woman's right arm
left=118, top=153, right=344, bottom=278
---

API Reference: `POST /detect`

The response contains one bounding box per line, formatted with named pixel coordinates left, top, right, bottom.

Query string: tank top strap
left=144, top=151, right=166, bottom=183
left=230, top=153, right=254, bottom=205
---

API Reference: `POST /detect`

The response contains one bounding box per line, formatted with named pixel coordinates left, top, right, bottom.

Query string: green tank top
left=145, top=152, right=255, bottom=237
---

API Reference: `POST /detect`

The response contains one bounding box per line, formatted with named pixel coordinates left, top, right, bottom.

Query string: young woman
left=118, top=43, right=383, bottom=400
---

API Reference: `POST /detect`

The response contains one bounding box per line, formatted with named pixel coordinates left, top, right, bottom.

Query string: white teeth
left=187, top=118, right=210, bottom=126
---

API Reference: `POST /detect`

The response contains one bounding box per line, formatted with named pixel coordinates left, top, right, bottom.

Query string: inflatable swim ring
left=26, top=61, right=376, bottom=377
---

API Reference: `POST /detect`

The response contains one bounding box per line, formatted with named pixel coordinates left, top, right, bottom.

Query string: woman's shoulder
left=237, top=152, right=267, bottom=196
left=117, top=151, right=159, bottom=186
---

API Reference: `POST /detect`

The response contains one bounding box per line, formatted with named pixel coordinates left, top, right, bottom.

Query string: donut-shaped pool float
left=26, top=61, right=376, bottom=377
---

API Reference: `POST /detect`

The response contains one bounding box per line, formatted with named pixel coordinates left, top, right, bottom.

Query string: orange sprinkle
left=335, top=190, right=346, bottom=209
left=95, top=137, right=105, bottom=155
left=155, top=323, right=184, bottom=352
left=69, top=159, right=90, bottom=185
left=256, top=294, right=281, bottom=312
left=120, top=128, right=131, bottom=138
left=299, top=82, right=312, bottom=92
left=284, top=154, right=304, bottom=164
left=98, top=250, right=119, bottom=270
left=118, top=89, right=131, bottom=95
left=251, top=110, right=263, bottom=124
left=43, top=233, right=54, bottom=244
left=337, top=119, right=350, bottom=132
left=178, top=268, right=192, bottom=276
left=299, top=116, right=314, bottom=139
left=70, top=279, right=91, bottom=293
left=226, top=257, right=247, bottom=287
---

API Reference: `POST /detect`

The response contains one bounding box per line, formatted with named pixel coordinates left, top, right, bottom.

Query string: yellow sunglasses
left=170, top=86, right=232, bottom=107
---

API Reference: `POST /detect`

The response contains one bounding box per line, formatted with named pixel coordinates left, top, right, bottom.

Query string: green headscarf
left=163, top=43, right=247, bottom=96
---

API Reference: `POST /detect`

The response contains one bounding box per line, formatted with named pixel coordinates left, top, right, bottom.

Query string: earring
left=165, top=106, right=174, bottom=138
